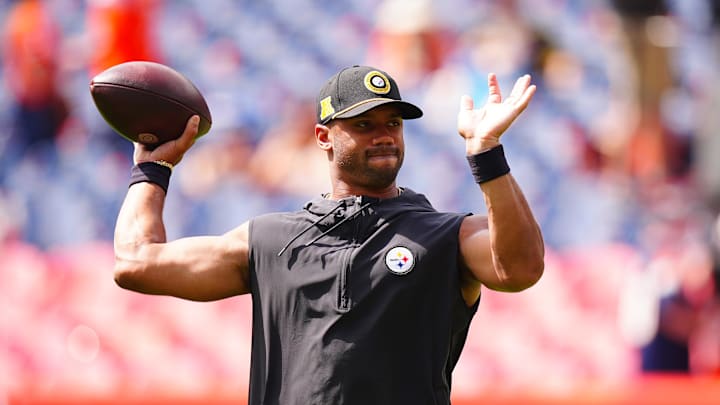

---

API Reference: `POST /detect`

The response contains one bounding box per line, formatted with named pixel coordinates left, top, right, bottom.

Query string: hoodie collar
left=303, top=187, right=429, bottom=216
left=277, top=188, right=431, bottom=256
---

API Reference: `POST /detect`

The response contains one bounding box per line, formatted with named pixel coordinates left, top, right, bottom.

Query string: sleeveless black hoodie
left=247, top=188, right=478, bottom=405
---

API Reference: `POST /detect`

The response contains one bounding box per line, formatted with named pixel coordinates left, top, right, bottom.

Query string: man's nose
left=372, top=128, right=395, bottom=145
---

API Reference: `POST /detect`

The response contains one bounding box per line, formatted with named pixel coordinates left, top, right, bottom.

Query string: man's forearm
left=480, top=173, right=544, bottom=291
left=114, top=182, right=168, bottom=253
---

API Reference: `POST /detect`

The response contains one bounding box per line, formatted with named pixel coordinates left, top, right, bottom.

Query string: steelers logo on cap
left=385, top=246, right=415, bottom=275
left=364, top=71, right=391, bottom=95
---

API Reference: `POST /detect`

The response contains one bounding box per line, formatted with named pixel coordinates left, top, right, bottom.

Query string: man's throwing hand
left=133, top=115, right=200, bottom=166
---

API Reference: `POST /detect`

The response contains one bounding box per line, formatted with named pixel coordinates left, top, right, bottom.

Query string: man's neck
left=326, top=185, right=401, bottom=200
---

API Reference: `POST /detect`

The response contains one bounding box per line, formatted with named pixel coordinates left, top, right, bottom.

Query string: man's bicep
left=116, top=222, right=251, bottom=301
left=458, top=215, right=500, bottom=289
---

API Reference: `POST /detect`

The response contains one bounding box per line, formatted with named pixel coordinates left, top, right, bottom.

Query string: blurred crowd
left=2, top=0, right=720, bottom=396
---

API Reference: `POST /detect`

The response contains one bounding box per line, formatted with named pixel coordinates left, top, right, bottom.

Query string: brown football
left=90, top=61, right=212, bottom=146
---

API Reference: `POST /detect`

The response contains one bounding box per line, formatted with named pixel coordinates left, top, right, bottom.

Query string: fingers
left=487, top=73, right=535, bottom=108
left=507, top=74, right=530, bottom=102
left=464, top=73, right=536, bottom=112
left=177, top=115, right=200, bottom=149
left=507, top=75, right=536, bottom=112
left=459, top=94, right=474, bottom=111
left=133, top=115, right=200, bottom=165
left=164, top=115, right=199, bottom=165
left=517, top=83, right=536, bottom=111
left=487, top=73, right=502, bottom=104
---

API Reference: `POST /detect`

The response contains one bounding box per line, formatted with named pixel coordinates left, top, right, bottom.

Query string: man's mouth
left=367, top=147, right=398, bottom=158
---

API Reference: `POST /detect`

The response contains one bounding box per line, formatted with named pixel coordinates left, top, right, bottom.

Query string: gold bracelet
left=152, top=160, right=174, bottom=171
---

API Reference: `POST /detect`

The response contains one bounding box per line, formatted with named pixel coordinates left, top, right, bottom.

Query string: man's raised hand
left=457, top=73, right=536, bottom=155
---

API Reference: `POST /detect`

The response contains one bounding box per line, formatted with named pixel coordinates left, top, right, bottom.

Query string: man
left=114, top=65, right=544, bottom=404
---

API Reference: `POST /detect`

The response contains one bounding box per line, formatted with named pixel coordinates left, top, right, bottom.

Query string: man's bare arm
left=457, top=74, right=545, bottom=301
left=459, top=174, right=544, bottom=294
left=113, top=116, right=251, bottom=301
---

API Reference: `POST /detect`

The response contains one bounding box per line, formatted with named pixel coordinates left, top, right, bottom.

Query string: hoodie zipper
left=277, top=195, right=376, bottom=311
left=338, top=196, right=363, bottom=311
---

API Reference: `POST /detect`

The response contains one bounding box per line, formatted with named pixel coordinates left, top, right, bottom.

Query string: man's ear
left=315, top=124, right=331, bottom=150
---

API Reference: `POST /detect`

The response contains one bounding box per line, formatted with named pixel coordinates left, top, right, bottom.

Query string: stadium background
left=2, top=0, right=720, bottom=403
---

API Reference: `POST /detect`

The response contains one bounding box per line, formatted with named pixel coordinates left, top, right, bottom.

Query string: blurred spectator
left=609, top=0, right=686, bottom=182
left=419, top=6, right=538, bottom=137
left=1, top=0, right=69, bottom=170
left=0, top=190, right=25, bottom=243
left=365, top=0, right=450, bottom=91
left=85, top=0, right=165, bottom=157
left=86, top=0, right=164, bottom=77
left=626, top=231, right=720, bottom=374
left=176, top=126, right=257, bottom=199
left=689, top=266, right=720, bottom=375
left=695, top=0, right=720, bottom=211
left=246, top=100, right=328, bottom=198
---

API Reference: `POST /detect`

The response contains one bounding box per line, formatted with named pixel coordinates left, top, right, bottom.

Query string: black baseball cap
left=316, top=65, right=423, bottom=124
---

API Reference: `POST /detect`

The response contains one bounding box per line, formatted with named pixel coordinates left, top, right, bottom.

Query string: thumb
left=156, top=115, right=200, bottom=165
left=177, top=115, right=200, bottom=148
left=459, top=94, right=474, bottom=112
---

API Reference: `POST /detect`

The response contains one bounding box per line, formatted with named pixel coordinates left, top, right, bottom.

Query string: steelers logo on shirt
left=385, top=246, right=415, bottom=275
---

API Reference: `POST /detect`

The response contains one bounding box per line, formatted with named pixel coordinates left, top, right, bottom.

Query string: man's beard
left=334, top=145, right=403, bottom=189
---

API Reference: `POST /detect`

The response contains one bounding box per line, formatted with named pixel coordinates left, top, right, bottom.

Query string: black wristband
left=129, top=162, right=172, bottom=193
left=466, top=144, right=510, bottom=184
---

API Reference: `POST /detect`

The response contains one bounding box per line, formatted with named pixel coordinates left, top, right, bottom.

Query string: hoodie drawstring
left=302, top=201, right=375, bottom=248
left=277, top=199, right=346, bottom=256
left=277, top=199, right=375, bottom=256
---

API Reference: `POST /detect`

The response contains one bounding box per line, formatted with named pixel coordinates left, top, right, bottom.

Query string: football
left=90, top=61, right=212, bottom=146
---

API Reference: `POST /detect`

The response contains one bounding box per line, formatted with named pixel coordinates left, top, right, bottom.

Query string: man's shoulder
left=250, top=197, right=323, bottom=230
left=394, top=187, right=470, bottom=218
left=251, top=209, right=306, bottom=226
